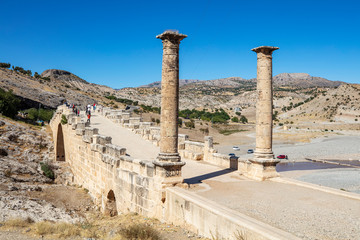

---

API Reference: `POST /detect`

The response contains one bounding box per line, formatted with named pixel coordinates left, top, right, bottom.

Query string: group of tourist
left=65, top=102, right=80, bottom=116
left=65, top=102, right=97, bottom=123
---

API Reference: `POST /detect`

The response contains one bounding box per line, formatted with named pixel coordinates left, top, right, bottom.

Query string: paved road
left=88, top=112, right=360, bottom=240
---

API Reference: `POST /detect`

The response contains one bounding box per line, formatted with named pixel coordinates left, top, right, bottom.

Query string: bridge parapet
left=50, top=106, right=172, bottom=218
left=101, top=108, right=238, bottom=169
left=91, top=135, right=112, bottom=153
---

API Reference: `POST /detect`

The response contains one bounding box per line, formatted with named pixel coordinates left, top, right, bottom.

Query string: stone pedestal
left=154, top=30, right=187, bottom=183
left=247, top=46, right=280, bottom=181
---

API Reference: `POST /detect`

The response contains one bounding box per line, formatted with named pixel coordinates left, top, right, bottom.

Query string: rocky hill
left=140, top=73, right=344, bottom=89
left=0, top=68, right=114, bottom=109
left=279, top=84, right=360, bottom=123
left=2, top=65, right=356, bottom=124
left=273, top=73, right=343, bottom=88
left=115, top=73, right=345, bottom=111
left=41, top=69, right=114, bottom=96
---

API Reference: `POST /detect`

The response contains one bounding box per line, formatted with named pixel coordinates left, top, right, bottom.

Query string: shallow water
left=276, top=161, right=352, bottom=172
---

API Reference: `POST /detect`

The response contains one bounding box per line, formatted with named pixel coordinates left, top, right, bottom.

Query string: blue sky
left=0, top=0, right=359, bottom=88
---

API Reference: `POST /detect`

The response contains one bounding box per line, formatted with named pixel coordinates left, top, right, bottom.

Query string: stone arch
left=104, top=190, right=118, bottom=217
left=56, top=123, right=65, bottom=161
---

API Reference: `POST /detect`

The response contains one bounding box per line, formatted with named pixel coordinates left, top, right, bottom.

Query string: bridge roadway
left=89, top=112, right=360, bottom=240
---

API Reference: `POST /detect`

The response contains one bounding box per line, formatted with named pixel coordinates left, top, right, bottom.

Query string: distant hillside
left=139, top=73, right=344, bottom=89
left=139, top=79, right=201, bottom=88
left=273, top=73, right=343, bottom=88
left=279, top=84, right=360, bottom=123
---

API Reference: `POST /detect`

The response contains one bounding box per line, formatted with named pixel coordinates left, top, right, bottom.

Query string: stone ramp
left=88, top=112, right=360, bottom=240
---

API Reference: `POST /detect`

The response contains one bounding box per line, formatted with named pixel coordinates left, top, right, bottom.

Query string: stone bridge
left=48, top=31, right=360, bottom=240
left=50, top=105, right=298, bottom=240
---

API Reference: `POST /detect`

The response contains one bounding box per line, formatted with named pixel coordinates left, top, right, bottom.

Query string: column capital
left=156, top=30, right=187, bottom=45
left=251, top=46, right=279, bottom=55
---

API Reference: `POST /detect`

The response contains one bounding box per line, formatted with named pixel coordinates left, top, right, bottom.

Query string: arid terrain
left=0, top=116, right=208, bottom=240
left=1, top=66, right=360, bottom=239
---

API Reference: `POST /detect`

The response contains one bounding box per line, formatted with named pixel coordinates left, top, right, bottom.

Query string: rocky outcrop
left=0, top=117, right=83, bottom=223
left=41, top=69, right=115, bottom=97
left=0, top=68, right=114, bottom=109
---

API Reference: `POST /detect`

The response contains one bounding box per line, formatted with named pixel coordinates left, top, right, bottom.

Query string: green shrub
left=24, top=108, right=54, bottom=122
left=40, top=162, right=54, bottom=180
left=179, top=108, right=230, bottom=123
left=240, top=115, right=248, bottom=124
left=184, top=120, right=195, bottom=128
left=119, top=223, right=160, bottom=240
left=178, top=118, right=183, bottom=127
left=231, top=117, right=239, bottom=122
left=61, top=114, right=68, bottom=125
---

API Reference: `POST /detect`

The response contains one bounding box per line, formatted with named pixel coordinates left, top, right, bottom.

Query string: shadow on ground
left=184, top=168, right=236, bottom=184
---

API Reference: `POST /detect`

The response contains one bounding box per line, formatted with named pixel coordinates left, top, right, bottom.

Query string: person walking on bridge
left=87, top=111, right=91, bottom=123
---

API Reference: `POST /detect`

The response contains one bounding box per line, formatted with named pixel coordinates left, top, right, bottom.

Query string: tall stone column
left=154, top=30, right=187, bottom=184
left=248, top=46, right=280, bottom=181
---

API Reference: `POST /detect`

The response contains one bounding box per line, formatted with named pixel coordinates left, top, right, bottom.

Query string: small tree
left=0, top=88, right=20, bottom=118
left=240, top=115, right=248, bottom=124
left=178, top=118, right=183, bottom=127
left=34, top=72, right=41, bottom=78
left=231, top=117, right=239, bottom=122
left=0, top=62, right=11, bottom=68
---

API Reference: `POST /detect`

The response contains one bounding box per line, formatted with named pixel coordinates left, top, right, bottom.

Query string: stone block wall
left=50, top=106, right=166, bottom=218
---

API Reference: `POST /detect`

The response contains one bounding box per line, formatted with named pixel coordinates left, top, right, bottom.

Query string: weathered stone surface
left=248, top=46, right=280, bottom=180
left=156, top=30, right=187, bottom=162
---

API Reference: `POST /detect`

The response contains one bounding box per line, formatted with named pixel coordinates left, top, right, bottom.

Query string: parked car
left=228, top=153, right=236, bottom=157
left=232, top=146, right=240, bottom=151
left=277, top=155, right=288, bottom=159
left=247, top=149, right=254, bottom=154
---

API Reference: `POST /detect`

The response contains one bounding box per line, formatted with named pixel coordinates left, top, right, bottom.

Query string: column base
left=153, top=155, right=186, bottom=185
left=253, top=150, right=274, bottom=160
left=157, top=152, right=181, bottom=162
left=243, top=158, right=280, bottom=181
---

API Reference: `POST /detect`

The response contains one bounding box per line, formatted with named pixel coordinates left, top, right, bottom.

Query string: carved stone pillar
left=248, top=46, right=280, bottom=181
left=154, top=30, right=187, bottom=184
